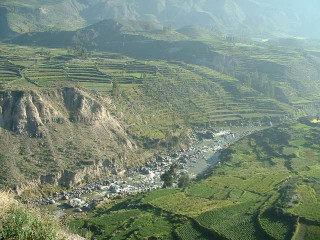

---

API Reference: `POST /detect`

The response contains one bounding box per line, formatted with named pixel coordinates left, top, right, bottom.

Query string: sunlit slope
left=0, top=43, right=293, bottom=133
left=1, top=40, right=319, bottom=189
left=0, top=42, right=298, bottom=189
left=70, top=119, right=320, bottom=239
left=9, top=19, right=320, bottom=106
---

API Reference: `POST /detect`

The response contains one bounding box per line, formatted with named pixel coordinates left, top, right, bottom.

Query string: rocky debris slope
left=0, top=87, right=136, bottom=190
left=0, top=90, right=61, bottom=137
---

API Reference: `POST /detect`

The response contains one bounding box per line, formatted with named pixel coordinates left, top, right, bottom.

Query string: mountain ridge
left=2, top=0, right=320, bottom=39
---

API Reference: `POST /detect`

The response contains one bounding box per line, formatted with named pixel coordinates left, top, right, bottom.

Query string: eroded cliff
left=0, top=87, right=137, bottom=190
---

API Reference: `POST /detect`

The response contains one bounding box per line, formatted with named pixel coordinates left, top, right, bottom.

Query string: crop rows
left=196, top=202, right=262, bottom=240
left=0, top=57, right=21, bottom=84
left=258, top=209, right=293, bottom=240
left=175, top=222, right=209, bottom=240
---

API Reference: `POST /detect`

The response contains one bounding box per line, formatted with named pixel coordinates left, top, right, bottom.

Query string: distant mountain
left=0, top=7, right=16, bottom=39
left=1, top=0, right=320, bottom=39
left=9, top=19, right=211, bottom=60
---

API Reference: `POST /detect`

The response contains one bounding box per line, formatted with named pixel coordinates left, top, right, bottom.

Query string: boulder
left=62, top=195, right=69, bottom=200
left=109, top=184, right=120, bottom=193
left=74, top=208, right=82, bottom=213
left=68, top=198, right=85, bottom=208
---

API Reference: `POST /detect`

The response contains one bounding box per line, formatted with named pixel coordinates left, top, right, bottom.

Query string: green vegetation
left=161, top=163, right=178, bottom=188
left=1, top=2, right=320, bottom=239
left=0, top=191, right=75, bottom=240
left=0, top=42, right=301, bottom=145
left=1, top=31, right=320, bottom=199
left=178, top=174, right=191, bottom=189
left=9, top=18, right=320, bottom=111
left=259, top=208, right=296, bottom=240
left=69, top=193, right=188, bottom=240
left=70, top=119, right=320, bottom=239
left=2, top=207, right=59, bottom=240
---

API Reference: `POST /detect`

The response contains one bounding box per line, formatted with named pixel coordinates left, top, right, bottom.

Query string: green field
left=69, top=119, right=320, bottom=239
left=0, top=3, right=320, bottom=239
left=0, top=42, right=301, bottom=144
left=1, top=37, right=320, bottom=190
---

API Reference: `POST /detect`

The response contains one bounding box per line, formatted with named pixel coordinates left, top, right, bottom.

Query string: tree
left=178, top=174, right=190, bottom=189
left=73, top=45, right=89, bottom=59
left=161, top=163, right=179, bottom=188
left=160, top=171, right=174, bottom=188
left=112, top=80, right=120, bottom=96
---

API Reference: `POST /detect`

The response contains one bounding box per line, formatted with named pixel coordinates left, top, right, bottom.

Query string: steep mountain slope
left=0, top=7, right=16, bottom=39
left=0, top=0, right=86, bottom=34
left=0, top=86, right=138, bottom=190
left=9, top=19, right=320, bottom=105
left=1, top=0, right=320, bottom=38
left=1, top=41, right=309, bottom=190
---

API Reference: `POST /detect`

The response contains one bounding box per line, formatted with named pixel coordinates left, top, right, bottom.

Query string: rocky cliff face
left=39, top=159, right=111, bottom=187
left=0, top=91, right=61, bottom=137
left=63, top=87, right=105, bottom=122
left=0, top=87, right=136, bottom=190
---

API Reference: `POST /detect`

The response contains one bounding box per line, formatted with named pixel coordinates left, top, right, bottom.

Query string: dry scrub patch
left=0, top=191, right=84, bottom=240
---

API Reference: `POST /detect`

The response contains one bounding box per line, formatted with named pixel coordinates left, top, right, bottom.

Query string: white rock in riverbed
left=68, top=198, right=85, bottom=208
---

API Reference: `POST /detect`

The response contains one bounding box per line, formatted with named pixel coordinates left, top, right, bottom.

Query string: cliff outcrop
left=0, top=87, right=136, bottom=190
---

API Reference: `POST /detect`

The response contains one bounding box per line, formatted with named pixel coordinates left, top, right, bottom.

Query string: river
left=40, top=126, right=264, bottom=216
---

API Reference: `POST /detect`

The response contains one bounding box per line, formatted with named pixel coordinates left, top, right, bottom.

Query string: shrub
left=0, top=191, right=82, bottom=240
left=2, top=206, right=59, bottom=240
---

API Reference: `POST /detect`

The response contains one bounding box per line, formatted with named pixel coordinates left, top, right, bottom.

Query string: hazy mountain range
left=1, top=0, right=320, bottom=39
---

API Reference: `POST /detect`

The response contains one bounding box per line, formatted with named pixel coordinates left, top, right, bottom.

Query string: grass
left=0, top=43, right=306, bottom=145
left=2, top=207, right=59, bottom=240
left=175, top=222, right=210, bottom=240
left=149, top=192, right=234, bottom=217
left=69, top=196, right=188, bottom=240
left=195, top=201, right=264, bottom=240
left=287, top=185, right=320, bottom=221
left=0, top=191, right=16, bottom=222
left=0, top=191, right=79, bottom=240
left=69, top=119, right=320, bottom=239
left=258, top=208, right=296, bottom=240
left=304, top=225, right=320, bottom=240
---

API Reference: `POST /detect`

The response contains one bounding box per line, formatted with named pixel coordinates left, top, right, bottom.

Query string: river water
left=42, top=126, right=264, bottom=215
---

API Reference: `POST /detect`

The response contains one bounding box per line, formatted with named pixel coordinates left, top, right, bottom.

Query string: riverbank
left=34, top=126, right=264, bottom=216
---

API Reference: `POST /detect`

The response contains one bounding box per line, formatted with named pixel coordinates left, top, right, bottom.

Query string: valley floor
left=38, top=127, right=261, bottom=216
left=68, top=119, right=320, bottom=240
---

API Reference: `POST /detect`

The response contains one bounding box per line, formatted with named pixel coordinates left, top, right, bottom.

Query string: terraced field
left=0, top=57, right=21, bottom=85
left=0, top=43, right=302, bottom=144
left=69, top=119, right=320, bottom=239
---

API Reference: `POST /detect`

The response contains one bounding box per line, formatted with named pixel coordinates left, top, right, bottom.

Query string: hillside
left=1, top=0, right=320, bottom=39
left=0, top=40, right=308, bottom=191
left=0, top=85, right=139, bottom=190
left=70, top=118, right=320, bottom=239
left=8, top=19, right=320, bottom=106
left=1, top=1, right=320, bottom=239
left=0, top=191, right=84, bottom=239
left=2, top=16, right=320, bottom=192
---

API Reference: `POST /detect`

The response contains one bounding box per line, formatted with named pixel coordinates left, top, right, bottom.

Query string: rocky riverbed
left=34, top=126, right=263, bottom=216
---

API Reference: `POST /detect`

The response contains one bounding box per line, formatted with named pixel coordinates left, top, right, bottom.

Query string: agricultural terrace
left=0, top=43, right=297, bottom=144
left=69, top=119, right=320, bottom=239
